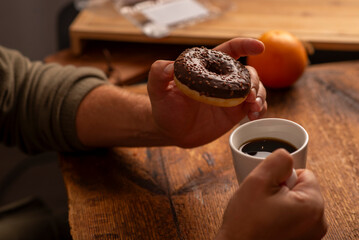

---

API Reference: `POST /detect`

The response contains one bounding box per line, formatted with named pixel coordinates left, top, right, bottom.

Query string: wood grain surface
left=60, top=61, right=359, bottom=239
left=70, top=0, right=359, bottom=55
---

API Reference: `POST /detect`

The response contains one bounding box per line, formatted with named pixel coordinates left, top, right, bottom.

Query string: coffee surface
left=240, top=138, right=297, bottom=158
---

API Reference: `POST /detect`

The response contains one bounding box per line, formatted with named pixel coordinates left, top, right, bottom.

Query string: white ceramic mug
left=229, top=118, right=309, bottom=188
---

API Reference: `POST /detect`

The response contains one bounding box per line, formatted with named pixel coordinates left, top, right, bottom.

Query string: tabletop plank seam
left=157, top=148, right=185, bottom=240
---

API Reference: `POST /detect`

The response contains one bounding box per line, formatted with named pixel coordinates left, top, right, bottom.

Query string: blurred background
left=0, top=0, right=73, bottom=60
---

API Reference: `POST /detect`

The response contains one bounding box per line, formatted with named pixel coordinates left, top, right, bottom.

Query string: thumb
left=147, top=60, right=174, bottom=100
left=249, top=149, right=294, bottom=188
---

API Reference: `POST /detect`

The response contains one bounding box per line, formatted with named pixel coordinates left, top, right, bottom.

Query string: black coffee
left=240, top=138, right=297, bottom=158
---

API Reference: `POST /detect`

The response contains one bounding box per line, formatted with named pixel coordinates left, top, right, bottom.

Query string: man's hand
left=147, top=38, right=267, bottom=148
left=215, top=149, right=328, bottom=240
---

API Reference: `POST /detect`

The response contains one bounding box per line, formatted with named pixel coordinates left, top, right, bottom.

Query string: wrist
left=76, top=84, right=171, bottom=147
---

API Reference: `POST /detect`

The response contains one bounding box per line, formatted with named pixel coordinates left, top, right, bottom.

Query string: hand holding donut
left=147, top=38, right=267, bottom=148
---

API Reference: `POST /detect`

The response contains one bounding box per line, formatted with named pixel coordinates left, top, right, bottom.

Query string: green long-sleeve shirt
left=0, top=46, right=107, bottom=154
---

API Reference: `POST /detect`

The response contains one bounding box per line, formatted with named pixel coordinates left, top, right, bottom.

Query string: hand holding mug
left=215, top=149, right=328, bottom=240
left=216, top=118, right=328, bottom=240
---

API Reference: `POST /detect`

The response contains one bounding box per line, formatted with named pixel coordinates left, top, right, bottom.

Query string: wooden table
left=45, top=41, right=185, bottom=85
left=59, top=60, right=359, bottom=239
left=70, top=0, right=359, bottom=55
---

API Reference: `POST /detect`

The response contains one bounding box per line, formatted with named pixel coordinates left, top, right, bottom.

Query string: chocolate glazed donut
left=174, top=47, right=251, bottom=107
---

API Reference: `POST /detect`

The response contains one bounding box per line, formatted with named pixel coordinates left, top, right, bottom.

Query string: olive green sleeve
left=0, top=46, right=108, bottom=154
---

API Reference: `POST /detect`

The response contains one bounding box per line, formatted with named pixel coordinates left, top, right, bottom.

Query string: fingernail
left=246, top=88, right=257, bottom=102
left=285, top=169, right=298, bottom=189
left=164, top=63, right=174, bottom=75
left=255, top=97, right=263, bottom=110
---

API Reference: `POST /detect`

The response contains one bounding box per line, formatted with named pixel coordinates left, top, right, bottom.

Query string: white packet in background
left=114, top=0, right=235, bottom=38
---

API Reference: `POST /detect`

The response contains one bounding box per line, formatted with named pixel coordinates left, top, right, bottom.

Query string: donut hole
left=205, top=60, right=231, bottom=75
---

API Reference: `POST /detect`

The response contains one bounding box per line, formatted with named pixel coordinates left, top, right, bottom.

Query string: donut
left=173, top=47, right=251, bottom=107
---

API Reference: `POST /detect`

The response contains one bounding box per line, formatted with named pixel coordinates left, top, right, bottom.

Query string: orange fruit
left=247, top=30, right=308, bottom=89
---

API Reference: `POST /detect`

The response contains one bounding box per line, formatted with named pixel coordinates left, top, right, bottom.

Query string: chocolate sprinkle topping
left=174, top=47, right=251, bottom=99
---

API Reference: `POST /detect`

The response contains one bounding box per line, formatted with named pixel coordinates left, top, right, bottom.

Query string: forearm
left=0, top=45, right=107, bottom=154
left=76, top=84, right=170, bottom=148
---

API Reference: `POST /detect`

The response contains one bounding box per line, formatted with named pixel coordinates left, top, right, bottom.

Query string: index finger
left=213, top=38, right=265, bottom=59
